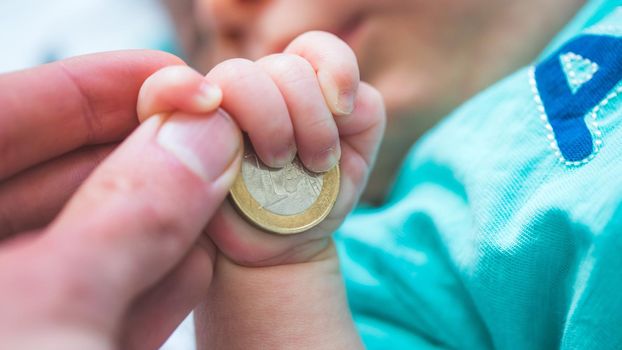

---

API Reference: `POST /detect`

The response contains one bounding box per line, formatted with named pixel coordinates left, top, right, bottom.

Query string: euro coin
left=229, top=140, right=340, bottom=234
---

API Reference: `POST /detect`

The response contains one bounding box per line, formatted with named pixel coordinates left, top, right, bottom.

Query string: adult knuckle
left=83, top=173, right=144, bottom=202
left=134, top=199, right=188, bottom=247
left=58, top=61, right=103, bottom=144
left=83, top=174, right=189, bottom=247
left=54, top=265, right=103, bottom=308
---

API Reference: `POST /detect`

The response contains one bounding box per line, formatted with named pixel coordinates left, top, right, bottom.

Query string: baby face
left=166, top=0, right=579, bottom=200
left=169, top=0, right=489, bottom=114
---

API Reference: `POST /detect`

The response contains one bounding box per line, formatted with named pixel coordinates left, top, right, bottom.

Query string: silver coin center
left=241, top=150, right=323, bottom=216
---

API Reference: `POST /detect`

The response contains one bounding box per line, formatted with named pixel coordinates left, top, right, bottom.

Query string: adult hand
left=0, top=51, right=242, bottom=349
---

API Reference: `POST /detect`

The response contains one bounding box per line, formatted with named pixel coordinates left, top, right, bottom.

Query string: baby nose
left=197, top=0, right=266, bottom=35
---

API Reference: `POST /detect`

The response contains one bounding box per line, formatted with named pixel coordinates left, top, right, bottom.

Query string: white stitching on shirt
left=527, top=66, right=622, bottom=167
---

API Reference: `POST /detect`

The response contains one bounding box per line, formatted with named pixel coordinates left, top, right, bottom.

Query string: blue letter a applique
left=532, top=35, right=622, bottom=165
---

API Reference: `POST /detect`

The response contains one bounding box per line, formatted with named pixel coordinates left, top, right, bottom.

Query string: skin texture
left=166, top=0, right=586, bottom=203
left=0, top=50, right=241, bottom=349
left=0, top=33, right=384, bottom=349
left=140, top=32, right=384, bottom=348
left=0, top=0, right=588, bottom=348
left=161, top=0, right=588, bottom=348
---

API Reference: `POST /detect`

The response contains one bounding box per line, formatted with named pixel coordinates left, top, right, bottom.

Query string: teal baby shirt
left=335, top=2, right=622, bottom=349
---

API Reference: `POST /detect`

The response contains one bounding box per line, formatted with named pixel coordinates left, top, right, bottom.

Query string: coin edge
left=229, top=164, right=340, bottom=235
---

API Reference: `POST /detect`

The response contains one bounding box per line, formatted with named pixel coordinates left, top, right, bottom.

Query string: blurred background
left=1, top=1, right=195, bottom=348
left=0, top=0, right=176, bottom=73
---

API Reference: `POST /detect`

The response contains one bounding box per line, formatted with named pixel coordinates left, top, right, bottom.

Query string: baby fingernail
left=273, top=143, right=297, bottom=167
left=337, top=90, right=355, bottom=115
left=319, top=72, right=355, bottom=115
left=194, top=82, right=223, bottom=111
left=311, top=146, right=340, bottom=172
left=157, top=111, right=240, bottom=182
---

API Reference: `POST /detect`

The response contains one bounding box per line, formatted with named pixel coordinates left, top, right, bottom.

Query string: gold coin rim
left=229, top=161, right=340, bottom=235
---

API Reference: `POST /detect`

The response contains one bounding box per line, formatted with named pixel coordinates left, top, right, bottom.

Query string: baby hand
left=138, top=31, right=385, bottom=266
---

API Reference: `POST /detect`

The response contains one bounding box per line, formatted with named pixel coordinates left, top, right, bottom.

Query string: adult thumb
left=44, top=110, right=241, bottom=312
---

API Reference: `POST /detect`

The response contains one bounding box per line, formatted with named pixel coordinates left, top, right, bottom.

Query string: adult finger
left=137, top=65, right=222, bottom=122
left=0, top=50, right=184, bottom=180
left=285, top=31, right=360, bottom=116
left=206, top=58, right=296, bottom=168
left=0, top=144, right=115, bottom=239
left=121, top=241, right=215, bottom=350
left=42, top=109, right=242, bottom=318
left=256, top=54, right=340, bottom=172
